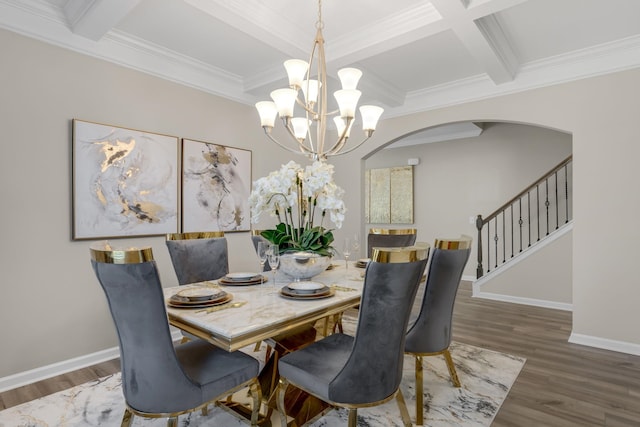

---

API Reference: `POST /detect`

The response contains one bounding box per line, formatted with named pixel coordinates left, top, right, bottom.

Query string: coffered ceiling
left=2, top=0, right=640, bottom=119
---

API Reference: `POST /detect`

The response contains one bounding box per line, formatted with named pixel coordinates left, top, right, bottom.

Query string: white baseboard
left=0, top=330, right=183, bottom=393
left=472, top=289, right=573, bottom=311
left=569, top=333, right=640, bottom=356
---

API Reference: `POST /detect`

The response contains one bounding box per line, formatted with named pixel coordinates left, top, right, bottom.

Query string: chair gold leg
left=180, top=336, right=190, bottom=344
left=167, top=417, right=178, bottom=427
left=443, top=349, right=461, bottom=387
left=249, top=378, right=262, bottom=426
left=333, top=312, right=343, bottom=334
left=415, top=355, right=424, bottom=425
left=348, top=408, right=358, bottom=427
left=396, top=389, right=412, bottom=427
left=276, top=379, right=289, bottom=427
left=201, top=405, right=208, bottom=416
left=121, top=408, right=133, bottom=427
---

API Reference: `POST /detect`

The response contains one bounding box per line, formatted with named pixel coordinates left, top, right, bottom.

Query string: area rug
left=0, top=341, right=524, bottom=427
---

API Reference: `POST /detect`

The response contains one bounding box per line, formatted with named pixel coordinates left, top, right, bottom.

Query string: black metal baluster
left=502, top=210, right=506, bottom=263
left=536, top=184, right=540, bottom=241
left=555, top=171, right=559, bottom=229
left=486, top=225, right=491, bottom=273
left=494, top=218, right=499, bottom=268
left=565, top=165, right=569, bottom=223
left=518, top=198, right=523, bottom=252
left=527, top=191, right=531, bottom=247
left=545, top=178, right=550, bottom=236
left=511, top=205, right=514, bottom=258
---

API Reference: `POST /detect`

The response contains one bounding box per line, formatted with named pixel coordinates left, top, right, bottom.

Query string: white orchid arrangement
left=249, top=160, right=346, bottom=256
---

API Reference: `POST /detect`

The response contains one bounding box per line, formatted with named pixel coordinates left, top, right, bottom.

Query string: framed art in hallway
left=181, top=138, right=252, bottom=232
left=72, top=119, right=179, bottom=240
left=365, top=166, right=414, bottom=224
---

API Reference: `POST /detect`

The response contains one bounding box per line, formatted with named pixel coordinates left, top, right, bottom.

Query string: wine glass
left=268, top=244, right=279, bottom=286
left=257, top=241, right=268, bottom=284
left=343, top=237, right=351, bottom=270
left=352, top=233, right=360, bottom=260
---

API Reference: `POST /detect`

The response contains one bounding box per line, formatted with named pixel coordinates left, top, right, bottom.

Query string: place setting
left=279, top=281, right=335, bottom=300
left=167, top=286, right=233, bottom=309
left=355, top=258, right=371, bottom=268
left=218, top=272, right=267, bottom=286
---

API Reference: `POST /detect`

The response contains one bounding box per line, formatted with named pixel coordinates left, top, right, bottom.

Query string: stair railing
left=476, top=155, right=572, bottom=278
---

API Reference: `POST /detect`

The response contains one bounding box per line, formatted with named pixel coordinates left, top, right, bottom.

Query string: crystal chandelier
left=255, top=0, right=384, bottom=162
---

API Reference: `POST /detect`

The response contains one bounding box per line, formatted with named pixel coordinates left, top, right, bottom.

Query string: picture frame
left=365, top=166, right=414, bottom=224
left=72, top=119, right=179, bottom=240
left=181, top=138, right=252, bottom=232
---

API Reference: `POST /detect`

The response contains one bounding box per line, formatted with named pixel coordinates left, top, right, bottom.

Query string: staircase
left=475, top=155, right=573, bottom=280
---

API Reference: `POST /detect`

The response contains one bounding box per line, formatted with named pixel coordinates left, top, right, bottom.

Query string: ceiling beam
left=63, top=0, right=142, bottom=41
left=430, top=0, right=520, bottom=84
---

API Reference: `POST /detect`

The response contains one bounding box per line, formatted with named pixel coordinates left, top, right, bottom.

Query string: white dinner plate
left=287, top=281, right=325, bottom=291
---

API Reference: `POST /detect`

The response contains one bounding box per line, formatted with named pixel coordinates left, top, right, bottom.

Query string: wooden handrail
left=482, top=155, right=572, bottom=224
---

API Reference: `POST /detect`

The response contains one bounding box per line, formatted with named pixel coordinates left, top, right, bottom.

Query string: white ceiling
left=2, top=0, right=640, bottom=121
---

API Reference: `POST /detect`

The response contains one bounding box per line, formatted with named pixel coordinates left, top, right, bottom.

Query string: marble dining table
left=163, top=262, right=364, bottom=352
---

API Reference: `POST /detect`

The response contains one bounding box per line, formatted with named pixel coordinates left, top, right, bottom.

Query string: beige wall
left=2, top=27, right=640, bottom=380
left=0, top=29, right=280, bottom=377
left=363, top=123, right=572, bottom=278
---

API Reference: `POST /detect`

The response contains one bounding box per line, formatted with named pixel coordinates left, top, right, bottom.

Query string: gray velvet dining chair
left=367, top=228, right=417, bottom=258
left=165, top=231, right=229, bottom=285
left=404, top=235, right=472, bottom=425
left=90, top=244, right=261, bottom=427
left=275, top=244, right=430, bottom=427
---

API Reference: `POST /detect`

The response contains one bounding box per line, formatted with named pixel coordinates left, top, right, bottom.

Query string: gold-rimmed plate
left=168, top=293, right=233, bottom=309
left=176, top=287, right=226, bottom=302
left=219, top=276, right=267, bottom=286
left=279, top=287, right=334, bottom=300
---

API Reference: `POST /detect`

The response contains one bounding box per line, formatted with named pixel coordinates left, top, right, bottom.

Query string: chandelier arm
left=326, top=135, right=372, bottom=157
left=324, top=117, right=352, bottom=154
left=295, top=97, right=317, bottom=116
left=325, top=136, right=348, bottom=156
left=263, top=129, right=311, bottom=157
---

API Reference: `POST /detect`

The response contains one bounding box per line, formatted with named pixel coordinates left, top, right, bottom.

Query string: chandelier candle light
left=255, top=0, right=384, bottom=161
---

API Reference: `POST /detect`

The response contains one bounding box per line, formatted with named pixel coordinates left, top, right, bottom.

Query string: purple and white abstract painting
left=72, top=119, right=178, bottom=239
left=181, top=139, right=251, bottom=232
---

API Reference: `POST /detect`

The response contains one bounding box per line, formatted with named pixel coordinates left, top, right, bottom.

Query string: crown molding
left=0, top=0, right=253, bottom=103
left=385, top=34, right=640, bottom=118
left=2, top=0, right=639, bottom=116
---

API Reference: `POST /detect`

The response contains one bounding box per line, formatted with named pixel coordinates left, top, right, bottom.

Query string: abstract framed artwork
left=72, top=119, right=179, bottom=240
left=365, top=166, right=414, bottom=224
left=181, top=138, right=252, bottom=232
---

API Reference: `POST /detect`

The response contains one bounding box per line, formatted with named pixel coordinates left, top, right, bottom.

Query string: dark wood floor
left=2, top=282, right=640, bottom=426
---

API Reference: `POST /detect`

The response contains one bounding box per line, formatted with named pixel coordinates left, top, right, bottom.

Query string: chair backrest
left=251, top=230, right=271, bottom=271
left=166, top=231, right=228, bottom=284
left=367, top=228, right=417, bottom=258
left=405, top=235, right=472, bottom=354
left=90, top=245, right=203, bottom=413
left=329, top=244, right=430, bottom=404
